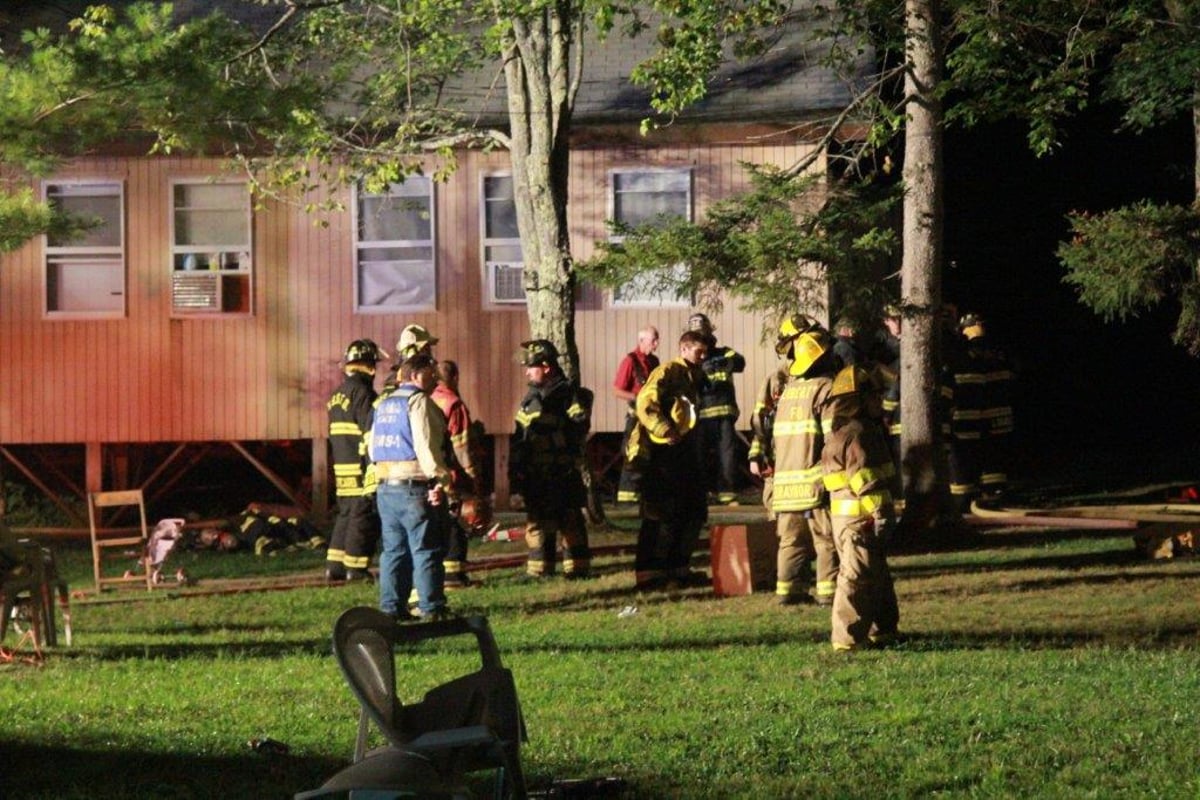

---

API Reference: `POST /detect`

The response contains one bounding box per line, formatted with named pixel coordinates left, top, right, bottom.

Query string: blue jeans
left=376, top=482, right=447, bottom=615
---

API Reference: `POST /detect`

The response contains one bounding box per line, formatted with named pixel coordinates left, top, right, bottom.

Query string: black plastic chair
left=296, top=607, right=527, bottom=799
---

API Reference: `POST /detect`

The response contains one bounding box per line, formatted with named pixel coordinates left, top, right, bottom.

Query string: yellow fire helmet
left=649, top=396, right=697, bottom=444
left=774, top=313, right=817, bottom=355
left=789, top=329, right=832, bottom=376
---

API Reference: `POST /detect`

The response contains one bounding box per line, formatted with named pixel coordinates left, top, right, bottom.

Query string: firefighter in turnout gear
left=628, top=329, right=708, bottom=590
left=688, top=313, right=746, bottom=505
left=749, top=314, right=819, bottom=519
left=326, top=338, right=387, bottom=581
left=771, top=328, right=839, bottom=606
left=613, top=326, right=661, bottom=504
left=509, top=339, right=594, bottom=579
left=431, top=359, right=484, bottom=588
left=821, top=364, right=900, bottom=650
left=943, top=313, right=1016, bottom=513
left=871, top=305, right=903, bottom=478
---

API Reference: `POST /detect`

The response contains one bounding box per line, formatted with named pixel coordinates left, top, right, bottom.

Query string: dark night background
left=943, top=108, right=1200, bottom=488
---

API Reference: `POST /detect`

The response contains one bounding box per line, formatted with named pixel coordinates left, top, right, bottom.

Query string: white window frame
left=42, top=180, right=126, bottom=319
left=608, top=167, right=694, bottom=308
left=169, top=178, right=253, bottom=317
left=481, top=173, right=526, bottom=306
left=352, top=177, right=437, bottom=313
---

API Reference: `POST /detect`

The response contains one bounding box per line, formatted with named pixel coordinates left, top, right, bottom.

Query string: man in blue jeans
left=369, top=353, right=454, bottom=621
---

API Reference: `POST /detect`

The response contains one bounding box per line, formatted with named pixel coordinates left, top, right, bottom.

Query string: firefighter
left=325, top=338, right=387, bottom=582
left=628, top=329, right=708, bottom=590
left=688, top=313, right=746, bottom=505
left=820, top=364, right=900, bottom=650
left=771, top=328, right=839, bottom=606
left=431, top=359, right=484, bottom=588
left=613, top=326, right=661, bottom=504
left=508, top=339, right=594, bottom=579
left=944, top=313, right=1016, bottom=513
left=831, top=315, right=864, bottom=367
left=871, top=305, right=903, bottom=477
left=381, top=324, right=440, bottom=396
left=749, top=314, right=818, bottom=519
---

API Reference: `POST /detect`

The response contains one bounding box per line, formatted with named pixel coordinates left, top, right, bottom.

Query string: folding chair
left=296, top=607, right=527, bottom=800
left=88, top=489, right=152, bottom=593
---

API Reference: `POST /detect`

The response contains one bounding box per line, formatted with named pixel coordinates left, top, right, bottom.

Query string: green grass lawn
left=3, top=519, right=1199, bottom=799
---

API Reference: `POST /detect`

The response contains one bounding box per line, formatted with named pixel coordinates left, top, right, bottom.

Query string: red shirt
left=613, top=350, right=660, bottom=396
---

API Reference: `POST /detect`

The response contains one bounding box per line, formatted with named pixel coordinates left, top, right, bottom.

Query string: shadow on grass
left=0, top=740, right=342, bottom=799
left=886, top=623, right=1200, bottom=653
left=893, top=546, right=1148, bottom=579
left=48, top=637, right=331, bottom=662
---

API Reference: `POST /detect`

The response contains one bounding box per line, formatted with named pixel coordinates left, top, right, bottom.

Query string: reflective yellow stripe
left=343, top=554, right=370, bottom=569
left=848, top=463, right=895, bottom=495
left=698, top=404, right=736, bottom=419
left=981, top=472, right=1007, bottom=485
left=824, top=472, right=849, bottom=491
left=888, top=423, right=902, bottom=435
left=775, top=466, right=824, bottom=483
left=330, top=422, right=362, bottom=436
left=616, top=490, right=640, bottom=502
left=954, top=372, right=986, bottom=384
left=949, top=482, right=977, bottom=495
left=815, top=580, right=836, bottom=598
left=830, top=491, right=891, bottom=516
left=515, top=409, right=540, bottom=427
left=774, top=419, right=821, bottom=436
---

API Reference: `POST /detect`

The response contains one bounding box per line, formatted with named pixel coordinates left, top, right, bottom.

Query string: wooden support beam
left=228, top=441, right=308, bottom=511
left=0, top=446, right=86, bottom=526
left=311, top=437, right=328, bottom=523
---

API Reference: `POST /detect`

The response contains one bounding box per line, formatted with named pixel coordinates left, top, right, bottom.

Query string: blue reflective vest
left=371, top=385, right=419, bottom=462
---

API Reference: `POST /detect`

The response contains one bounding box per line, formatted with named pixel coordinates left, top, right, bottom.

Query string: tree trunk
left=899, top=0, right=944, bottom=530
left=501, top=6, right=581, bottom=382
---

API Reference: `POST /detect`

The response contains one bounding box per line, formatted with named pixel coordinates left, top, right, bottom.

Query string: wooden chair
left=88, top=490, right=152, bottom=593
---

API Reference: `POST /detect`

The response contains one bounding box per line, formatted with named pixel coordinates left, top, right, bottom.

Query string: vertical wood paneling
left=0, top=135, right=819, bottom=449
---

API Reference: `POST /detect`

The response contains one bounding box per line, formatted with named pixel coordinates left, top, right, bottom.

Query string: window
left=170, top=180, right=252, bottom=315
left=354, top=177, right=435, bottom=311
left=43, top=181, right=125, bottom=317
left=609, top=169, right=693, bottom=307
left=482, top=175, right=525, bottom=304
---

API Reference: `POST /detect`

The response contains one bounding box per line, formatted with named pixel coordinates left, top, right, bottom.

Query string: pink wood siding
left=0, top=137, right=823, bottom=448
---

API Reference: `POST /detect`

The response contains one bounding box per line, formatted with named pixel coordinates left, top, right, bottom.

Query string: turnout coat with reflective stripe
left=770, top=373, right=834, bottom=513
left=821, top=418, right=896, bottom=519
left=327, top=369, right=378, bottom=497
left=509, top=373, right=591, bottom=508
left=697, top=342, right=745, bottom=420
